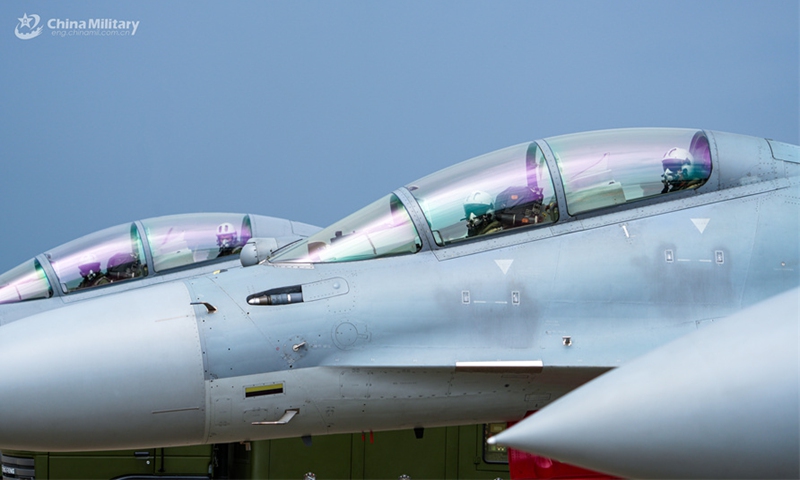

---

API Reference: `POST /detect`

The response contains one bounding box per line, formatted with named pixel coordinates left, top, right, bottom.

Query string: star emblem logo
left=15, top=12, right=43, bottom=40
left=18, top=13, right=34, bottom=29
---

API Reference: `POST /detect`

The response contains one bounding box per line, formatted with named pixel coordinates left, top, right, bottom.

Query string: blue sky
left=0, top=1, right=797, bottom=273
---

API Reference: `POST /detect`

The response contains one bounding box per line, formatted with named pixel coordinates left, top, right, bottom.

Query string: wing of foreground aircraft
left=490, top=287, right=800, bottom=479
left=0, top=128, right=796, bottom=466
left=0, top=212, right=320, bottom=326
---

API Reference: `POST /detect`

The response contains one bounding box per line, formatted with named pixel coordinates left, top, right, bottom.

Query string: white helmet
left=463, top=190, right=494, bottom=218
left=78, top=253, right=102, bottom=277
left=663, top=147, right=696, bottom=179
left=216, top=222, right=237, bottom=247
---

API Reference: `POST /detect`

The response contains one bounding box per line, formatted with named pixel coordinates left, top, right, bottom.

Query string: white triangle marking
left=495, top=259, right=513, bottom=275
left=691, top=218, right=710, bottom=234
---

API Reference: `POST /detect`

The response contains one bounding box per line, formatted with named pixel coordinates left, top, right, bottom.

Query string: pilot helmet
left=662, top=147, right=696, bottom=180
left=78, top=253, right=102, bottom=277
left=216, top=222, right=238, bottom=248
left=463, top=190, right=494, bottom=219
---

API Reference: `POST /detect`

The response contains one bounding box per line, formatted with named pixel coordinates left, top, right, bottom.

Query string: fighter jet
left=489, top=287, right=799, bottom=479
left=0, top=128, right=796, bottom=465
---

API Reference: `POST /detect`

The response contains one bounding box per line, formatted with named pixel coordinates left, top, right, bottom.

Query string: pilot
left=464, top=190, right=501, bottom=238
left=106, top=252, right=143, bottom=282
left=216, top=222, right=241, bottom=257
left=77, top=254, right=110, bottom=290
left=494, top=183, right=547, bottom=229
left=661, top=147, right=699, bottom=193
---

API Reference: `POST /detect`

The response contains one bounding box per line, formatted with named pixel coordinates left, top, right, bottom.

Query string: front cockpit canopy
left=48, top=223, right=148, bottom=293
left=407, top=142, right=559, bottom=246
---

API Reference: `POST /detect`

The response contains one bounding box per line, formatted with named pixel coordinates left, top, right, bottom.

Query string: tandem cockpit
left=270, top=128, right=714, bottom=264
left=0, top=213, right=317, bottom=305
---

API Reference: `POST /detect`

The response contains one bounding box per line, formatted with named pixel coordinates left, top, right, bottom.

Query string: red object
left=507, top=415, right=617, bottom=480
left=508, top=448, right=615, bottom=479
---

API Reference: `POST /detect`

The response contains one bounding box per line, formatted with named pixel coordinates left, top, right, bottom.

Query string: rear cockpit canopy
left=0, top=213, right=255, bottom=305
left=548, top=128, right=711, bottom=215
left=271, top=128, right=714, bottom=264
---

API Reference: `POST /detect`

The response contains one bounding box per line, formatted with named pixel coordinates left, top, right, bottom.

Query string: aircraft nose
left=489, top=288, right=800, bottom=479
left=0, top=281, right=207, bottom=451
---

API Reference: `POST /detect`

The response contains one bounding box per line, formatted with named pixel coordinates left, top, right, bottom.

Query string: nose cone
left=490, top=288, right=800, bottom=479
left=0, top=281, right=207, bottom=451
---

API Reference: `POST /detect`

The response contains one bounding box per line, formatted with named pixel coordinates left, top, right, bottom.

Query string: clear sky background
left=0, top=1, right=797, bottom=273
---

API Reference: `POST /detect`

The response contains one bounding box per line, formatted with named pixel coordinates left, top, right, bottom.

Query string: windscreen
left=270, top=194, right=421, bottom=263
left=0, top=259, right=53, bottom=305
